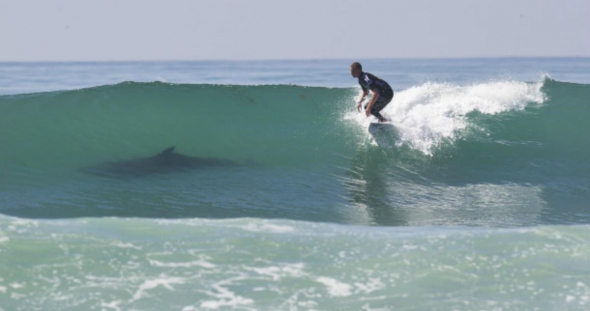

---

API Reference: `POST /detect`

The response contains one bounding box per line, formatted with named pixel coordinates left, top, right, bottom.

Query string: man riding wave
left=350, top=62, right=394, bottom=122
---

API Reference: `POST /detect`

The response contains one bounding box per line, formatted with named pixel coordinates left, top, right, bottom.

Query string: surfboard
left=368, top=122, right=399, bottom=146
left=368, top=122, right=396, bottom=134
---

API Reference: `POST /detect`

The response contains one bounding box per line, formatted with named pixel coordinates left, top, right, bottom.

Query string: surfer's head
left=350, top=62, right=362, bottom=78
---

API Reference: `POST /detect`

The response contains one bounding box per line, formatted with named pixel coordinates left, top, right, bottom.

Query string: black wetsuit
left=358, top=72, right=394, bottom=122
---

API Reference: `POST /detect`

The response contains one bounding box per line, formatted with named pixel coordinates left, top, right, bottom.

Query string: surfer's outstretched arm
left=356, top=90, right=368, bottom=112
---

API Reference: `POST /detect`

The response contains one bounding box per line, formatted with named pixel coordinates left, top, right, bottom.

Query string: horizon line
left=1, top=55, right=590, bottom=63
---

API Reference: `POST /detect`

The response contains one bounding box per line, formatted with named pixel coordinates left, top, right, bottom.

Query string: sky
left=0, top=0, right=589, bottom=61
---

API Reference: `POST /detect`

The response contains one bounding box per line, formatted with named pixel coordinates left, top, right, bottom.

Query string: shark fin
left=158, top=146, right=176, bottom=157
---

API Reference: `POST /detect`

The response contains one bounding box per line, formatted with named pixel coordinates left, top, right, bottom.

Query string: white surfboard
left=368, top=122, right=399, bottom=146
left=368, top=122, right=396, bottom=134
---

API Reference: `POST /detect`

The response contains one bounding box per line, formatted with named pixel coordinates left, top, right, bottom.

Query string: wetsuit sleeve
left=358, top=77, right=368, bottom=93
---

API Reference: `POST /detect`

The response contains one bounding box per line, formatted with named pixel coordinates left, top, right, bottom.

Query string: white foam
left=148, top=258, right=215, bottom=269
left=111, top=242, right=142, bottom=250
left=9, top=282, right=24, bottom=289
left=354, top=278, right=385, bottom=294
left=131, top=275, right=185, bottom=301
left=6, top=219, right=39, bottom=233
left=200, top=277, right=255, bottom=309
left=100, top=300, right=122, bottom=311
left=239, top=222, right=294, bottom=233
left=317, top=277, right=352, bottom=297
left=200, top=296, right=254, bottom=310
left=246, top=263, right=306, bottom=280
left=348, top=79, right=546, bottom=154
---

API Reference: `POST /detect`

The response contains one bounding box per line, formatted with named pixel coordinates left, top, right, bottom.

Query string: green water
left=1, top=77, right=590, bottom=309
left=0, top=216, right=589, bottom=310
left=0, top=79, right=588, bottom=225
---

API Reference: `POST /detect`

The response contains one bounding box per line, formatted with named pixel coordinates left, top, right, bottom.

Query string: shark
left=82, top=146, right=236, bottom=177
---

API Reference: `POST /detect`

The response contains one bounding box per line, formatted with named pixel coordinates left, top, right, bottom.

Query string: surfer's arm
left=359, top=89, right=368, bottom=101
left=357, top=90, right=368, bottom=111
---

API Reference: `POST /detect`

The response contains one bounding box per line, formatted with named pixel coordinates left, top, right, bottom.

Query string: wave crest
left=347, top=78, right=547, bottom=154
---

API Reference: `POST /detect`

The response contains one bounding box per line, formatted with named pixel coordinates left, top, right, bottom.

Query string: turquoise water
left=1, top=217, right=589, bottom=310
left=1, top=59, right=589, bottom=310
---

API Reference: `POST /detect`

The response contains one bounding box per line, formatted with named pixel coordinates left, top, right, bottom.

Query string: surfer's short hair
left=351, top=62, right=362, bottom=71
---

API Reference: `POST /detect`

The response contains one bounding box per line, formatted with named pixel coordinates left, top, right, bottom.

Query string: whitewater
left=1, top=59, right=589, bottom=310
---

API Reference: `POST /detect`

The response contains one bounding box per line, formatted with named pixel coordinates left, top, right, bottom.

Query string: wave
left=0, top=78, right=589, bottom=223
left=0, top=82, right=355, bottom=169
left=1, top=77, right=585, bottom=161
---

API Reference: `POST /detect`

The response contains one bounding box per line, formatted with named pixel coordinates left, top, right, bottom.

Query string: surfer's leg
left=364, top=104, right=385, bottom=122
left=372, top=110, right=387, bottom=122
left=370, top=97, right=392, bottom=122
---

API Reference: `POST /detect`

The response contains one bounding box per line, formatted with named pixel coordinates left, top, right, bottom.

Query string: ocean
left=1, top=58, right=589, bottom=310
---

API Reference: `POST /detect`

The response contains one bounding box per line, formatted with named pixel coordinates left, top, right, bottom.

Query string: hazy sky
left=1, top=0, right=589, bottom=61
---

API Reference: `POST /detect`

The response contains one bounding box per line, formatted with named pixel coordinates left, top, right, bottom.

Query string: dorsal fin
left=158, top=146, right=176, bottom=157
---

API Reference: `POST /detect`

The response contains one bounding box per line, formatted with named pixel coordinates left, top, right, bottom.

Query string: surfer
left=350, top=62, right=394, bottom=122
